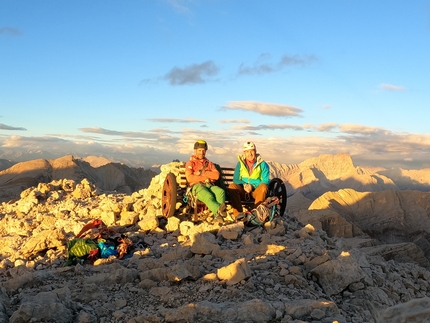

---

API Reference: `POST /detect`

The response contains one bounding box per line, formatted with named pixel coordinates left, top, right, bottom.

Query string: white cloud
left=218, top=119, right=251, bottom=124
left=316, top=123, right=338, bottom=132
left=231, top=124, right=304, bottom=131
left=380, top=83, right=406, bottom=91
left=339, top=124, right=387, bottom=134
left=222, top=101, right=303, bottom=117
left=147, top=118, right=206, bottom=124
left=79, top=127, right=163, bottom=139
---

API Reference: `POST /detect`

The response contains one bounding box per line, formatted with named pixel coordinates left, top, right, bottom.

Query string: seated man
left=228, top=141, right=270, bottom=219
left=185, top=140, right=227, bottom=219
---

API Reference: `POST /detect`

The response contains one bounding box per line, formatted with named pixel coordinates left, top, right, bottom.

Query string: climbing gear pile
left=236, top=196, right=280, bottom=226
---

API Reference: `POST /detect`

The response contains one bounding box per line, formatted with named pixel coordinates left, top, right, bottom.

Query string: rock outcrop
left=294, top=188, right=430, bottom=265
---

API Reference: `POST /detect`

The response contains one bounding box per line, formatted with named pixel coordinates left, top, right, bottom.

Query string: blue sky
left=1, top=0, right=430, bottom=169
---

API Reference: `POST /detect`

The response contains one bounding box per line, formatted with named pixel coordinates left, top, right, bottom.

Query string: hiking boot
left=217, top=203, right=227, bottom=218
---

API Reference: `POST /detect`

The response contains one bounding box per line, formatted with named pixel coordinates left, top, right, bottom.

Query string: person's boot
left=217, top=203, right=227, bottom=218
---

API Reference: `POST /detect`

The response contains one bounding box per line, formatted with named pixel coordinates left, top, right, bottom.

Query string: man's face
left=244, top=149, right=256, bottom=162
left=194, top=148, right=207, bottom=160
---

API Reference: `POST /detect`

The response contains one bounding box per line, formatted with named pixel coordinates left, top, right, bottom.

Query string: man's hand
left=244, top=183, right=252, bottom=193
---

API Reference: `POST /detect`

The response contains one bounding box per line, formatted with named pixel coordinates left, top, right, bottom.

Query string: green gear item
left=67, top=238, right=98, bottom=259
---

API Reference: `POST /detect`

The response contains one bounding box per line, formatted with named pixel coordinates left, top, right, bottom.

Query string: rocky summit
left=1, top=154, right=430, bottom=323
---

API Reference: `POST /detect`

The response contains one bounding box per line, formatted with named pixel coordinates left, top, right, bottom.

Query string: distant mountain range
left=268, top=153, right=430, bottom=198
left=2, top=152, right=430, bottom=205
left=0, top=147, right=169, bottom=170
left=0, top=155, right=157, bottom=203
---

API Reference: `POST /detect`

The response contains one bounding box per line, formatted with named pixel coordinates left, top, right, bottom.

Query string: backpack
left=65, top=219, right=134, bottom=266
left=66, top=238, right=99, bottom=265
left=237, top=196, right=280, bottom=226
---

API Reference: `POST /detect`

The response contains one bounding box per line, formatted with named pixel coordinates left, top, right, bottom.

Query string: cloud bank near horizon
left=1, top=119, right=430, bottom=170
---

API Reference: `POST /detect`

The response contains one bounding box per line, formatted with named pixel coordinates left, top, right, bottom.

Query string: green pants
left=192, top=183, right=226, bottom=215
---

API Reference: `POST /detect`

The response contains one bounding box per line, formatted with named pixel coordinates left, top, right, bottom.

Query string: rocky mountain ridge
left=2, top=152, right=430, bottom=206
left=1, top=154, right=430, bottom=322
left=268, top=153, right=418, bottom=200
left=0, top=155, right=156, bottom=203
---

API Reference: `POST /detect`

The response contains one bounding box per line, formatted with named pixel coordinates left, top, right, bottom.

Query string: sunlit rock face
left=269, top=153, right=398, bottom=200
left=378, top=167, right=430, bottom=191
left=295, top=188, right=430, bottom=264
